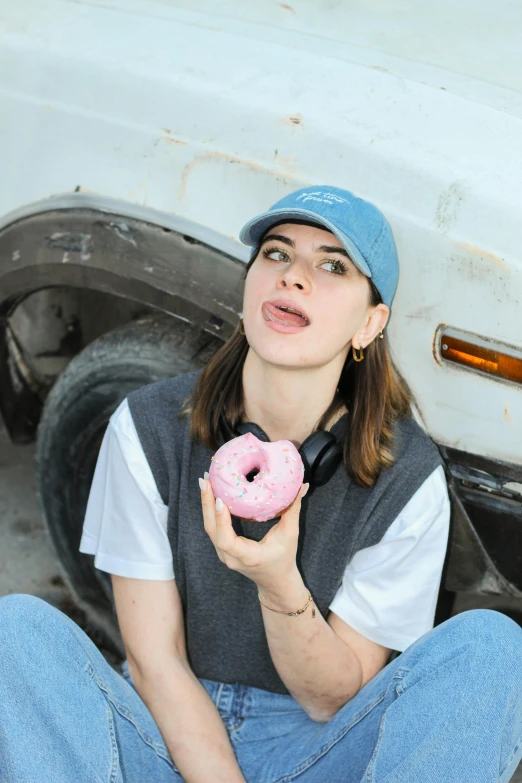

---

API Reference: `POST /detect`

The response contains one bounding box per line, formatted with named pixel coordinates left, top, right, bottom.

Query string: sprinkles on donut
left=208, top=432, right=304, bottom=521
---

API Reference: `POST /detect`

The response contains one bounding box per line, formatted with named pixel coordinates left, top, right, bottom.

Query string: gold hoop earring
left=352, top=345, right=364, bottom=362
left=379, top=330, right=384, bottom=339
left=238, top=319, right=245, bottom=336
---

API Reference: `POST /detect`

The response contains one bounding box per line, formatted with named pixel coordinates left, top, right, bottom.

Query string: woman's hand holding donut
left=199, top=473, right=309, bottom=595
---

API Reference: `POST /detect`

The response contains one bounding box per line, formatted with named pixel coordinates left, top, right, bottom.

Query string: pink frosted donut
left=209, top=432, right=304, bottom=522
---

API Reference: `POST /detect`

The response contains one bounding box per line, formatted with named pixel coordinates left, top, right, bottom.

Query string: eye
left=320, top=259, right=348, bottom=275
left=262, top=246, right=290, bottom=263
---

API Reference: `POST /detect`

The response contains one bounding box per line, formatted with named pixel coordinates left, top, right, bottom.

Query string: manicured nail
left=204, top=471, right=209, bottom=480
left=215, top=498, right=224, bottom=514
left=199, top=478, right=207, bottom=492
left=302, top=483, right=310, bottom=497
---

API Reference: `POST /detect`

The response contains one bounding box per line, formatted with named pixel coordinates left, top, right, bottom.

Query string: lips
left=262, top=300, right=310, bottom=327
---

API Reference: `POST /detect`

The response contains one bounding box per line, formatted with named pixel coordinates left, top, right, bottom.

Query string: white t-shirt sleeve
left=79, top=398, right=174, bottom=580
left=329, top=465, right=450, bottom=652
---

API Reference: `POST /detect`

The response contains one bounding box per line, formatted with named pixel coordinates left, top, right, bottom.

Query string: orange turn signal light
left=439, top=329, right=522, bottom=386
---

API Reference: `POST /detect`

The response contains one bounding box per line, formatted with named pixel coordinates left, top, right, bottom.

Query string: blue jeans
left=1, top=595, right=522, bottom=782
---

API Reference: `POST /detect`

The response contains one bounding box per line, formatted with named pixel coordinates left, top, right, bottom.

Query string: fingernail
left=204, top=471, right=209, bottom=480
left=199, top=478, right=207, bottom=492
left=215, top=498, right=224, bottom=513
left=302, top=483, right=310, bottom=497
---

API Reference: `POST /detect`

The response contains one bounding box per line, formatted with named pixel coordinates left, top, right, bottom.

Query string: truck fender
left=0, top=195, right=247, bottom=440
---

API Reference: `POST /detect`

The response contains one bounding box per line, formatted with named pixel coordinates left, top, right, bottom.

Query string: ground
left=1, top=426, right=521, bottom=780
left=0, top=425, right=120, bottom=666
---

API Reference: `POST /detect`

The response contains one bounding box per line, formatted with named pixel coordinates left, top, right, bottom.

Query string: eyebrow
left=261, top=234, right=351, bottom=259
left=261, top=233, right=295, bottom=247
left=317, top=244, right=350, bottom=259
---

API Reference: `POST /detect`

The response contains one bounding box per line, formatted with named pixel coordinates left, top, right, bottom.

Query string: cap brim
left=239, top=207, right=372, bottom=278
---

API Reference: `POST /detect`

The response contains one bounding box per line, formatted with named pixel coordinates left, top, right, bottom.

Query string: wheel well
left=9, top=287, right=156, bottom=390
left=2, top=285, right=228, bottom=442
left=0, top=206, right=244, bottom=441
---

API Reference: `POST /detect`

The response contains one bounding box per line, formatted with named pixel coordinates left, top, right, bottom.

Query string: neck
left=241, top=349, right=347, bottom=446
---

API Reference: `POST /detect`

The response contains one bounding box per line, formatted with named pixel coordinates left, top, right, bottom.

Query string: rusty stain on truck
left=160, top=132, right=188, bottom=147
left=276, top=113, right=303, bottom=127
left=177, top=150, right=297, bottom=201
left=457, top=241, right=510, bottom=274
left=272, top=150, right=299, bottom=175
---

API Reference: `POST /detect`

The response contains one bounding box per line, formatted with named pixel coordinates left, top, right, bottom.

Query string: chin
left=251, top=342, right=316, bottom=368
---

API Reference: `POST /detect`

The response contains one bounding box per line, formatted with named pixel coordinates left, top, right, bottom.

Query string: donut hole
left=245, top=467, right=260, bottom=483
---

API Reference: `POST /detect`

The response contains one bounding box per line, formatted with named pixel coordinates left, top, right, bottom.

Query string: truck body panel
left=0, top=0, right=521, bottom=467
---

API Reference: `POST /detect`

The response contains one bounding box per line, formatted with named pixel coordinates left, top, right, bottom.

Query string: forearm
left=258, top=570, right=362, bottom=722
left=130, top=657, right=245, bottom=783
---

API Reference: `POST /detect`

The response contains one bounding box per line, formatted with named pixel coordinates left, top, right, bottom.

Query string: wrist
left=257, top=570, right=309, bottom=613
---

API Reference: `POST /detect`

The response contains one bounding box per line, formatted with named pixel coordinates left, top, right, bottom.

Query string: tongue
left=276, top=309, right=307, bottom=326
left=265, top=302, right=308, bottom=327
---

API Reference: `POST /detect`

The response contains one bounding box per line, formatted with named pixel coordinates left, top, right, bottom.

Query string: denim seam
left=106, top=702, right=120, bottom=783
left=239, top=684, right=246, bottom=718
left=500, top=733, right=522, bottom=780
left=364, top=670, right=410, bottom=781
left=364, top=701, right=389, bottom=783
left=215, top=681, right=225, bottom=710
left=223, top=686, right=247, bottom=733
left=225, top=715, right=245, bottom=733
left=367, top=221, right=387, bottom=262
left=85, top=663, right=175, bottom=770
left=272, top=678, right=401, bottom=783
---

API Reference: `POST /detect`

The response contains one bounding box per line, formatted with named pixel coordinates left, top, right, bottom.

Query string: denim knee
left=449, top=609, right=522, bottom=668
left=403, top=608, right=522, bottom=685
left=0, top=594, right=70, bottom=661
left=0, top=593, right=111, bottom=681
left=0, top=592, right=51, bottom=625
left=452, top=608, right=521, bottom=642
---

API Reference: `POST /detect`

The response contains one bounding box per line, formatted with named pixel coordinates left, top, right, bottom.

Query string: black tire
left=35, top=314, right=222, bottom=651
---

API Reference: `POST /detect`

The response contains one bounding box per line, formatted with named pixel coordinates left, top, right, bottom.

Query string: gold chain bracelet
left=258, top=591, right=316, bottom=618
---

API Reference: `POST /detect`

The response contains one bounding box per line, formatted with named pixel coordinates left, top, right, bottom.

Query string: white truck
left=1, top=0, right=521, bottom=650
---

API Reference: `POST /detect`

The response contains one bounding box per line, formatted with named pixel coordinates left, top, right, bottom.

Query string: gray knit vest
left=127, top=371, right=442, bottom=694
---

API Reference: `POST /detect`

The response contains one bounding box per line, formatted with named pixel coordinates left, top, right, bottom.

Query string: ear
left=353, top=304, right=390, bottom=350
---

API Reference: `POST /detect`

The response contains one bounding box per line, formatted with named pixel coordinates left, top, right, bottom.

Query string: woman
left=1, top=186, right=522, bottom=783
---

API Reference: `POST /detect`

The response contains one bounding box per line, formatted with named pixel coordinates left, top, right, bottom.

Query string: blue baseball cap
left=239, top=186, right=399, bottom=307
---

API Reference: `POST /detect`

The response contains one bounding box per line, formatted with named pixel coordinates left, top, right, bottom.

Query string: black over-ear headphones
left=234, top=421, right=343, bottom=488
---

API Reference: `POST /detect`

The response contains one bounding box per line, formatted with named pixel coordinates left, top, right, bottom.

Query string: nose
left=277, top=260, right=310, bottom=292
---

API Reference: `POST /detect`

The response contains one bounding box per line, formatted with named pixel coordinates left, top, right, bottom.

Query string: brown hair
left=186, top=252, right=412, bottom=487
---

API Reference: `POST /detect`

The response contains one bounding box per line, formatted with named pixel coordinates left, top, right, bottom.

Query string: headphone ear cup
left=299, top=431, right=343, bottom=487
left=235, top=422, right=270, bottom=442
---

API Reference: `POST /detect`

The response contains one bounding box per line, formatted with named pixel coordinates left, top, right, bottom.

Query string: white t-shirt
left=80, top=399, right=450, bottom=651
